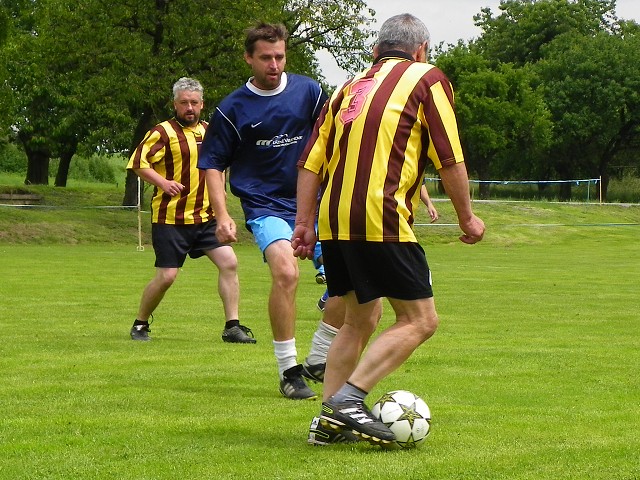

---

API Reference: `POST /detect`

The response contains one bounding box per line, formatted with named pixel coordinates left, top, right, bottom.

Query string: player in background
left=198, top=23, right=347, bottom=400
left=293, top=13, right=484, bottom=445
left=127, top=77, right=255, bottom=345
left=421, top=184, right=439, bottom=223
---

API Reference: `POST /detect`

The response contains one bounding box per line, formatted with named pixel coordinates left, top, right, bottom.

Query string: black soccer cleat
left=308, top=416, right=359, bottom=446
left=222, top=325, right=257, bottom=344
left=279, top=364, right=318, bottom=400
left=301, top=359, right=325, bottom=383
left=320, top=399, right=395, bottom=445
left=130, top=323, right=151, bottom=341
left=317, top=289, right=328, bottom=312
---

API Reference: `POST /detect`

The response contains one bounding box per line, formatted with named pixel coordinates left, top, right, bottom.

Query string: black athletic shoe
left=315, top=272, right=327, bottom=285
left=320, top=399, right=395, bottom=445
left=222, top=325, right=257, bottom=344
left=317, top=290, right=328, bottom=312
left=301, top=359, right=325, bottom=383
left=308, top=416, right=359, bottom=446
left=130, top=323, right=150, bottom=341
left=279, top=365, right=318, bottom=400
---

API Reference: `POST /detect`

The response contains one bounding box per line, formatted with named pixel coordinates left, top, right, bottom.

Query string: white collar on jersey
left=245, top=72, right=288, bottom=96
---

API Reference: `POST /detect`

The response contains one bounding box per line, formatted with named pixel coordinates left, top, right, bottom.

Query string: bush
left=607, top=175, right=640, bottom=203
left=50, top=154, right=117, bottom=184
left=0, top=143, right=27, bottom=174
left=88, top=155, right=117, bottom=183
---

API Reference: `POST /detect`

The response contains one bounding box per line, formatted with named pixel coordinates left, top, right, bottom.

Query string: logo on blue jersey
left=256, top=134, right=304, bottom=148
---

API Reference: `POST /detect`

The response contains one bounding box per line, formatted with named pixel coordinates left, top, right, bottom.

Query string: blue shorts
left=247, top=215, right=323, bottom=267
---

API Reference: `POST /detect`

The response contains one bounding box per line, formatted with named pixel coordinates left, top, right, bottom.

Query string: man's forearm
left=204, top=169, right=229, bottom=218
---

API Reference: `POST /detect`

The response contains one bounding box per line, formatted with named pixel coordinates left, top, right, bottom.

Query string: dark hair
left=244, top=22, right=289, bottom=55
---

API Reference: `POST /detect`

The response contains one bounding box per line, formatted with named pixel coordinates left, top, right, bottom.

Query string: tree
left=283, top=0, right=375, bottom=79
left=473, top=0, right=617, bottom=66
left=0, top=0, right=136, bottom=185
left=535, top=30, right=640, bottom=199
left=0, top=0, right=375, bottom=198
left=436, top=46, right=552, bottom=198
left=468, top=0, right=640, bottom=199
left=0, top=8, right=8, bottom=46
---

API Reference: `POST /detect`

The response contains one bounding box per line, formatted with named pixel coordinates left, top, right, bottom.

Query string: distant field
left=1, top=181, right=638, bottom=246
left=0, top=208, right=638, bottom=478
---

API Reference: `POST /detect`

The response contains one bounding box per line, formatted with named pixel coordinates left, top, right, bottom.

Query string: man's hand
left=160, top=179, right=185, bottom=197
left=459, top=214, right=485, bottom=244
left=291, top=224, right=317, bottom=260
left=215, top=215, right=238, bottom=243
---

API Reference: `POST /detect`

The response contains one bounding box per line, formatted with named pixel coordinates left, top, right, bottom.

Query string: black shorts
left=152, top=220, right=225, bottom=268
left=321, top=240, right=433, bottom=304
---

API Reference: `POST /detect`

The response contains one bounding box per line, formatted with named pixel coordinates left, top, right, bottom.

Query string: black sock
left=225, top=319, right=240, bottom=329
left=133, top=319, right=149, bottom=326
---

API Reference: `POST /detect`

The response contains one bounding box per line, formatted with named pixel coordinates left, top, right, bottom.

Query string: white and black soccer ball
left=371, top=390, right=431, bottom=449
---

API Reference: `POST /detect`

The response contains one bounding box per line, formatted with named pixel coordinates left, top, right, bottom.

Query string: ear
left=373, top=44, right=380, bottom=59
left=243, top=51, right=251, bottom=65
left=415, top=41, right=429, bottom=62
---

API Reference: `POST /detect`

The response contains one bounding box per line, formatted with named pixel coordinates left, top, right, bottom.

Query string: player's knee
left=157, top=269, right=178, bottom=288
left=418, top=313, right=439, bottom=340
left=401, top=312, right=438, bottom=342
left=217, top=256, right=238, bottom=273
left=272, top=266, right=298, bottom=290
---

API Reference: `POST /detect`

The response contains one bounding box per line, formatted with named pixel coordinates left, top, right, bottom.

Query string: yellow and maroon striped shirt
left=299, top=54, right=464, bottom=242
left=127, top=119, right=213, bottom=225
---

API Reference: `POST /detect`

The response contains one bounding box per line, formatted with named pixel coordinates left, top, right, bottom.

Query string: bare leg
left=205, top=245, right=239, bottom=321
left=264, top=240, right=299, bottom=341
left=321, top=295, right=345, bottom=329
left=136, top=267, right=179, bottom=320
left=349, top=296, right=438, bottom=393
left=322, top=292, right=380, bottom=400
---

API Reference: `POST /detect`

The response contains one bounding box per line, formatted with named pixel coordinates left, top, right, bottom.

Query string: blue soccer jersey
left=198, top=72, right=328, bottom=223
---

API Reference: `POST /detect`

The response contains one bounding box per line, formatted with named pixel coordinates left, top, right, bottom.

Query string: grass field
left=1, top=191, right=639, bottom=479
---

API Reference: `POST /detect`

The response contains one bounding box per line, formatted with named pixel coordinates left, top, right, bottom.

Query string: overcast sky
left=317, top=0, right=640, bottom=84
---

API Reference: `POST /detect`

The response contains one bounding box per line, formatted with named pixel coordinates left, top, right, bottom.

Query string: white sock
left=306, top=321, right=339, bottom=365
left=273, top=338, right=297, bottom=379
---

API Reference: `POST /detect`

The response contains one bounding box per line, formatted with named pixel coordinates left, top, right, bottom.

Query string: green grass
left=1, top=179, right=639, bottom=478
left=1, top=179, right=639, bottom=246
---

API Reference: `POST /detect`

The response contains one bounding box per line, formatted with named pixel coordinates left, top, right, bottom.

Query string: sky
left=317, top=0, right=640, bottom=85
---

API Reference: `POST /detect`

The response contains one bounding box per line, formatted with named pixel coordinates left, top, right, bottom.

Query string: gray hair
left=172, top=77, right=204, bottom=100
left=376, top=13, right=430, bottom=54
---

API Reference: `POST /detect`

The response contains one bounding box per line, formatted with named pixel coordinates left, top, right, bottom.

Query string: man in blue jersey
left=198, top=23, right=343, bottom=401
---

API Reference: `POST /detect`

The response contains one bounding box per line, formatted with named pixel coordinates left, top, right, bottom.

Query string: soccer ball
left=371, top=390, right=431, bottom=449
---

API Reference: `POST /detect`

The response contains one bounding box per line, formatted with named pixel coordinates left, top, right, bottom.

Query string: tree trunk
left=123, top=169, right=144, bottom=206
left=122, top=106, right=155, bottom=206
left=24, top=151, right=50, bottom=185
left=55, top=154, right=71, bottom=187
left=54, top=138, right=78, bottom=187
left=558, top=182, right=572, bottom=201
left=20, top=133, right=51, bottom=185
left=476, top=156, right=491, bottom=200
left=599, top=172, right=609, bottom=202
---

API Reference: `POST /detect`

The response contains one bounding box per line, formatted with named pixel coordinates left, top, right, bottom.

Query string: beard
left=176, top=113, right=199, bottom=127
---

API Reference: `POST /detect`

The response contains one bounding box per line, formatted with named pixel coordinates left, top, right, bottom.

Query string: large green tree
left=473, top=0, right=617, bottom=66
left=436, top=47, right=552, bottom=198
left=535, top=30, right=640, bottom=199
left=0, top=0, right=374, bottom=196
left=468, top=0, right=640, bottom=199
